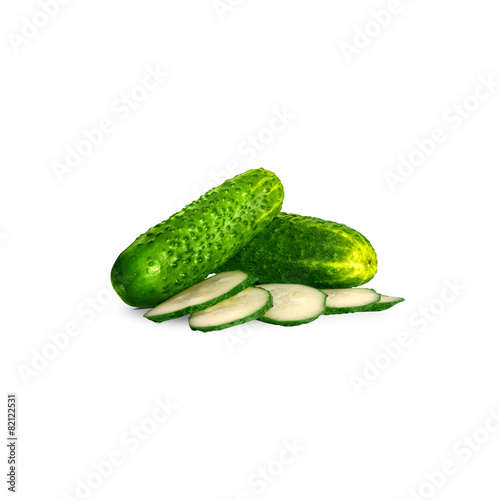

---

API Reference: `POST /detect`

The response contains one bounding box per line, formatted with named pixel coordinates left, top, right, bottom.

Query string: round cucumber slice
left=257, top=284, right=327, bottom=327
left=365, top=295, right=404, bottom=312
left=322, top=288, right=381, bottom=315
left=188, top=287, right=272, bottom=332
left=144, top=271, right=256, bottom=323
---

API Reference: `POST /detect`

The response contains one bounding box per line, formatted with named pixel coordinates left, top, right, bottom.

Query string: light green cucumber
left=257, top=284, right=327, bottom=327
left=218, top=213, right=377, bottom=289
left=144, top=271, right=256, bottom=323
left=111, top=169, right=284, bottom=307
left=322, top=288, right=381, bottom=315
left=188, top=287, right=272, bottom=332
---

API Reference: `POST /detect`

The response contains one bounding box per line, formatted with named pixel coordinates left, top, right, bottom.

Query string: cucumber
left=365, top=295, right=404, bottom=312
left=257, top=284, right=327, bottom=327
left=111, top=169, right=284, bottom=307
left=322, top=288, right=381, bottom=315
left=144, top=271, right=256, bottom=323
left=218, top=213, right=377, bottom=289
left=188, top=287, right=272, bottom=332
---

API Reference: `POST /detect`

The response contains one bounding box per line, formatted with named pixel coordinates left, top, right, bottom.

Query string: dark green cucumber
left=111, top=169, right=284, bottom=307
left=144, top=271, right=256, bottom=323
left=257, top=284, right=327, bottom=327
left=218, top=213, right=377, bottom=289
left=365, top=295, right=404, bottom=312
left=188, top=287, right=273, bottom=332
left=322, top=288, right=381, bottom=315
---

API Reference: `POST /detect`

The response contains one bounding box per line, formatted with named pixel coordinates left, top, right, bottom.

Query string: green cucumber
left=365, top=295, right=404, bottom=312
left=322, top=288, right=381, bottom=315
left=218, top=213, right=377, bottom=289
left=144, top=271, right=256, bottom=323
left=257, top=284, right=327, bottom=327
left=189, top=287, right=272, bottom=332
left=111, top=169, right=284, bottom=307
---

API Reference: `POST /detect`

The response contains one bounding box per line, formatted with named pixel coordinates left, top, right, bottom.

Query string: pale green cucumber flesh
left=365, top=295, right=404, bottom=312
left=188, top=287, right=272, bottom=332
left=144, top=271, right=256, bottom=323
left=322, top=288, right=380, bottom=315
left=257, top=284, right=327, bottom=327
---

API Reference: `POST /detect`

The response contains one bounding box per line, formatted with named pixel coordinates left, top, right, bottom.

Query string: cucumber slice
left=365, top=295, right=404, bottom=312
left=257, top=284, right=327, bottom=327
left=144, top=271, right=256, bottom=323
left=188, top=287, right=272, bottom=332
left=322, top=288, right=381, bottom=315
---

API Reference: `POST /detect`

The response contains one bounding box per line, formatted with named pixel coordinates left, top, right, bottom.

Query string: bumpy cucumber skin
left=144, top=273, right=257, bottom=323
left=258, top=287, right=327, bottom=327
left=188, top=288, right=273, bottom=332
left=323, top=289, right=381, bottom=315
left=365, top=297, right=404, bottom=312
left=218, top=213, right=377, bottom=289
left=111, top=169, right=284, bottom=308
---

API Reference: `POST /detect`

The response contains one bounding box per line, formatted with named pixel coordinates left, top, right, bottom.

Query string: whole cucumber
left=111, top=169, right=284, bottom=307
left=218, top=213, right=377, bottom=289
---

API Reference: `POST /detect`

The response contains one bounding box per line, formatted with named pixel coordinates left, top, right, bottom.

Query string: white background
left=2, top=0, right=500, bottom=499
